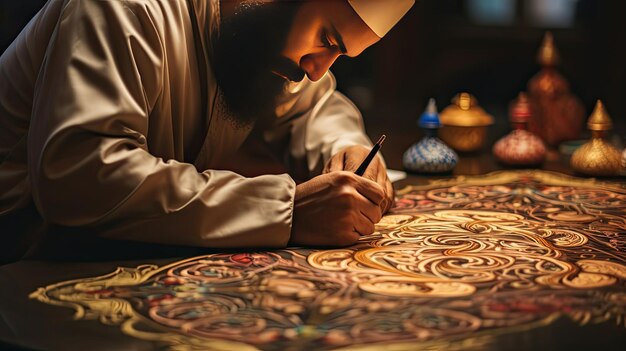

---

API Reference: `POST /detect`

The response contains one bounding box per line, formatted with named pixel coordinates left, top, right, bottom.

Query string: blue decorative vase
left=403, top=99, right=458, bottom=173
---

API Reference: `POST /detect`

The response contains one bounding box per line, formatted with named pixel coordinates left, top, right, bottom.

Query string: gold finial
left=452, top=92, right=476, bottom=111
left=537, top=32, right=560, bottom=67
left=458, top=93, right=472, bottom=110
left=587, top=100, right=612, bottom=132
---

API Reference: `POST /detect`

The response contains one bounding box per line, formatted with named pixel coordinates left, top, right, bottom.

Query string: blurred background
left=333, top=0, right=626, bottom=169
left=1, top=0, right=625, bottom=171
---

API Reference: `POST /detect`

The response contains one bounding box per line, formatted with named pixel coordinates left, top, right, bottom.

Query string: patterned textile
left=31, top=171, right=626, bottom=350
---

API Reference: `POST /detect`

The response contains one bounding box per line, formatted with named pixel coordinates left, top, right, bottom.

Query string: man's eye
left=320, top=31, right=333, bottom=49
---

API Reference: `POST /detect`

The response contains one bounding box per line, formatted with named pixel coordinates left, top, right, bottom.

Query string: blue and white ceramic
left=403, top=98, right=458, bottom=173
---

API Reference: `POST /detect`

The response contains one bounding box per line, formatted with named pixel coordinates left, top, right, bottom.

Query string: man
left=0, top=0, right=414, bottom=262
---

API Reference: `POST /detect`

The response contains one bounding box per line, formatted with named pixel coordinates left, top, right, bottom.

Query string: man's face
left=214, top=0, right=380, bottom=127
left=279, top=0, right=380, bottom=82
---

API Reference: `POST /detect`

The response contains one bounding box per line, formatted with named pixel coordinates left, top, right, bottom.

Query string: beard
left=213, top=1, right=305, bottom=128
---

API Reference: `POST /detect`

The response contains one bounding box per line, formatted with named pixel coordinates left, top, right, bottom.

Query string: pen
left=355, top=135, right=386, bottom=176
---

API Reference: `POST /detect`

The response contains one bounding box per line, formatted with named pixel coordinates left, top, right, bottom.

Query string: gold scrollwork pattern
left=31, top=171, right=626, bottom=350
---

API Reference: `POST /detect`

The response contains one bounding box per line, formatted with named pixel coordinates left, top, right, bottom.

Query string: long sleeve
left=267, top=72, right=376, bottom=180
left=27, top=0, right=294, bottom=248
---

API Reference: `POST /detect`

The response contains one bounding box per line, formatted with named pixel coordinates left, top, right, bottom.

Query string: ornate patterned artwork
left=31, top=171, right=626, bottom=350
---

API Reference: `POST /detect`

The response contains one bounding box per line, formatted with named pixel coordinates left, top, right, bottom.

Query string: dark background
left=1, top=0, right=625, bottom=169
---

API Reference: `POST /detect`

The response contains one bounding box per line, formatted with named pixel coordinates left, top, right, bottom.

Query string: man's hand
left=290, top=171, right=384, bottom=247
left=324, top=145, right=394, bottom=213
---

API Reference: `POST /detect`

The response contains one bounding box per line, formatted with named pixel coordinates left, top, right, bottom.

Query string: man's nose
left=300, top=51, right=341, bottom=82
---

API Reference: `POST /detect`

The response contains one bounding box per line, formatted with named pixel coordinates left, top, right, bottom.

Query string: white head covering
left=348, top=0, right=415, bottom=37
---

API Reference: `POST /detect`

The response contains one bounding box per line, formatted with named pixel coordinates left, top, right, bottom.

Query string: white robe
left=0, top=0, right=373, bottom=251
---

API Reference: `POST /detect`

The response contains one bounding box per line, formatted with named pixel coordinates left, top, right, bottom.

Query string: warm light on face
left=280, top=1, right=380, bottom=82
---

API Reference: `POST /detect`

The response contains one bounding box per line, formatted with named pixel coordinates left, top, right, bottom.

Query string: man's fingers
left=326, top=146, right=383, bottom=176
left=324, top=151, right=346, bottom=173
left=385, top=180, right=395, bottom=213
left=353, top=212, right=376, bottom=236
left=343, top=152, right=362, bottom=173
left=376, top=162, right=386, bottom=185
left=359, top=204, right=382, bottom=225
left=360, top=157, right=381, bottom=182
left=343, top=146, right=375, bottom=173
left=352, top=176, right=385, bottom=206
left=361, top=159, right=392, bottom=212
